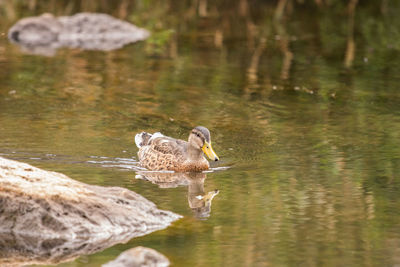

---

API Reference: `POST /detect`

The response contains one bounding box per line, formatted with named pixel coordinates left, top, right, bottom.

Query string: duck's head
left=188, top=126, right=219, bottom=161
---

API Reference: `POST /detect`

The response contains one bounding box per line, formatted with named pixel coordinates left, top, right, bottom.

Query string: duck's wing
left=138, top=137, right=188, bottom=171
left=150, top=137, right=187, bottom=156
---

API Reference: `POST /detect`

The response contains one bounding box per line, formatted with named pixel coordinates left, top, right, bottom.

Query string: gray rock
left=8, top=13, right=150, bottom=56
left=8, top=13, right=62, bottom=46
left=103, top=246, right=170, bottom=267
left=0, top=157, right=181, bottom=266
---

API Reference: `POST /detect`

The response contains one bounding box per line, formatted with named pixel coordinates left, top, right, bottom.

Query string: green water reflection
left=1, top=1, right=400, bottom=266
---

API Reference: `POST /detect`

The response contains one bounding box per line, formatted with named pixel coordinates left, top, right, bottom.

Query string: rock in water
left=103, top=246, right=170, bottom=267
left=0, top=157, right=181, bottom=266
left=8, top=13, right=150, bottom=56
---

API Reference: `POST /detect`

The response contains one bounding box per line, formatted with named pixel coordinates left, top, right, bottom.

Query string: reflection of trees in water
left=2, top=0, right=399, bottom=100
left=136, top=171, right=219, bottom=218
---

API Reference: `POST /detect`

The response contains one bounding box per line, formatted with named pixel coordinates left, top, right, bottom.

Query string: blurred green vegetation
left=2, top=0, right=400, bottom=59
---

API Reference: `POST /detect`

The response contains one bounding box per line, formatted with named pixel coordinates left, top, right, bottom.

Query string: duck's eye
left=196, top=133, right=200, bottom=137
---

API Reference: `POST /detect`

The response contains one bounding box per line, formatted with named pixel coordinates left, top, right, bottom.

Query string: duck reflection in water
left=135, top=172, right=219, bottom=219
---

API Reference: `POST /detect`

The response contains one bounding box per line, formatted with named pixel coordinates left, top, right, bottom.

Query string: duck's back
left=136, top=132, right=187, bottom=171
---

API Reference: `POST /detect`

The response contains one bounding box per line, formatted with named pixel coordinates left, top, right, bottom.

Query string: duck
left=135, top=126, right=219, bottom=172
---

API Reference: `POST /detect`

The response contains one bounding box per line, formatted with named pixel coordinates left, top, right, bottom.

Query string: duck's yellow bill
left=202, top=141, right=219, bottom=161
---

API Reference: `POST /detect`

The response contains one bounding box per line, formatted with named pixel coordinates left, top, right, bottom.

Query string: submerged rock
left=103, top=246, right=170, bottom=267
left=0, top=157, right=181, bottom=266
left=8, top=13, right=150, bottom=56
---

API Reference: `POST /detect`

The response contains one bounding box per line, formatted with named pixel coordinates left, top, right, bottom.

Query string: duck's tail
left=135, top=132, right=151, bottom=148
left=135, top=132, right=164, bottom=148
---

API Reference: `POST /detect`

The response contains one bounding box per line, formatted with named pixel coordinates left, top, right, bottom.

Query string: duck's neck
left=187, top=143, right=203, bottom=161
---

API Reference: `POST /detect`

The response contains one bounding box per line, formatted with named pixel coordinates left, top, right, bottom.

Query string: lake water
left=1, top=1, right=400, bottom=266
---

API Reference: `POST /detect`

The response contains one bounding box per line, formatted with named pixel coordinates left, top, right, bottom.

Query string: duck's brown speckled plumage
left=135, top=126, right=218, bottom=172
